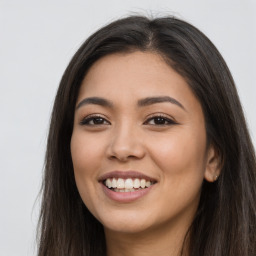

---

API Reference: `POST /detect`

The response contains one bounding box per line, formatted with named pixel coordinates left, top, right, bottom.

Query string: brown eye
left=80, top=116, right=110, bottom=125
left=144, top=115, right=177, bottom=126
left=151, top=117, right=167, bottom=125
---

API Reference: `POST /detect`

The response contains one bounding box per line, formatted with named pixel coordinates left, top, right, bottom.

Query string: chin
left=104, top=222, right=152, bottom=235
left=98, top=211, right=155, bottom=234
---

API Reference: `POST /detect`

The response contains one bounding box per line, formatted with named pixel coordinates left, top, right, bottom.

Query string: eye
left=80, top=115, right=110, bottom=126
left=144, top=115, right=177, bottom=126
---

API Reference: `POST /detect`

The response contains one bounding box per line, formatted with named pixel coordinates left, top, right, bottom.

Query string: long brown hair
left=37, top=15, right=256, bottom=255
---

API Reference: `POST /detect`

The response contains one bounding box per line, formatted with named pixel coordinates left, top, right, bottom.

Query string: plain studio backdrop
left=0, top=0, right=255, bottom=255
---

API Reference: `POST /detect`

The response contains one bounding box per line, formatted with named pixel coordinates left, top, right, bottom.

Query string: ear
left=204, top=145, right=222, bottom=182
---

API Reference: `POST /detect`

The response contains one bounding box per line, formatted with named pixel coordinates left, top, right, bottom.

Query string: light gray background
left=1, top=0, right=255, bottom=255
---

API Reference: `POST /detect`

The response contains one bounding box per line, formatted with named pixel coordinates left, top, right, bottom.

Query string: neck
left=104, top=219, right=190, bottom=256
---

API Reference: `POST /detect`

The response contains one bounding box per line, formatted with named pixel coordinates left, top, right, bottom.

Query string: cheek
left=70, top=132, right=105, bottom=214
left=71, top=132, right=104, bottom=173
left=70, top=132, right=103, bottom=192
left=149, top=128, right=207, bottom=179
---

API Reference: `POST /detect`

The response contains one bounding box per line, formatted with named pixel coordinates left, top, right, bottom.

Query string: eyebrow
left=76, top=97, right=113, bottom=109
left=76, top=96, right=185, bottom=111
left=138, top=96, right=186, bottom=111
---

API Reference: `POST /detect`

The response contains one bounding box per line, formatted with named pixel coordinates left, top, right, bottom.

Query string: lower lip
left=101, top=183, right=154, bottom=203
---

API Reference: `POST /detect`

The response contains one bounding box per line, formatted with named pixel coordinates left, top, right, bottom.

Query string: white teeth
left=113, top=188, right=136, bottom=192
left=134, top=178, right=140, bottom=188
left=124, top=178, right=133, bottom=189
left=146, top=181, right=151, bottom=187
left=112, top=178, right=117, bottom=188
left=140, top=179, right=146, bottom=188
left=117, top=178, right=125, bottom=189
left=105, top=177, right=154, bottom=191
left=106, top=179, right=112, bottom=188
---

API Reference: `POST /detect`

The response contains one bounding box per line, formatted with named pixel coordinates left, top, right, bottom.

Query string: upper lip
left=98, top=170, right=157, bottom=182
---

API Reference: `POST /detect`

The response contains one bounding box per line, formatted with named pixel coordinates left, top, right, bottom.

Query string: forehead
left=77, top=51, right=198, bottom=109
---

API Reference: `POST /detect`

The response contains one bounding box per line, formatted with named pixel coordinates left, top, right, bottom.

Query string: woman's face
left=71, top=51, right=217, bottom=235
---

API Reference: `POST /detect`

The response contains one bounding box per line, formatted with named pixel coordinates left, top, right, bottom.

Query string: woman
left=37, top=16, right=256, bottom=256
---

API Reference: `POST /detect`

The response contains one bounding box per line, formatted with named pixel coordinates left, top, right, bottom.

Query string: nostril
left=107, top=146, right=146, bottom=162
left=105, top=131, right=146, bottom=161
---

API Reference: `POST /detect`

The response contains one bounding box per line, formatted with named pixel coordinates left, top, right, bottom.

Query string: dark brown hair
left=37, top=15, right=256, bottom=256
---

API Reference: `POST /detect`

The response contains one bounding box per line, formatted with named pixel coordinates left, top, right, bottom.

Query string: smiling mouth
left=103, top=178, right=156, bottom=192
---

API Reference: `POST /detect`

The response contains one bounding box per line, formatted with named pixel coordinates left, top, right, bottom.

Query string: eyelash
left=144, top=114, right=177, bottom=126
left=80, top=114, right=177, bottom=126
left=80, top=114, right=110, bottom=126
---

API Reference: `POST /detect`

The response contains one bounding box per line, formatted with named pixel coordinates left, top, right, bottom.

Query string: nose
left=106, top=123, right=146, bottom=162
